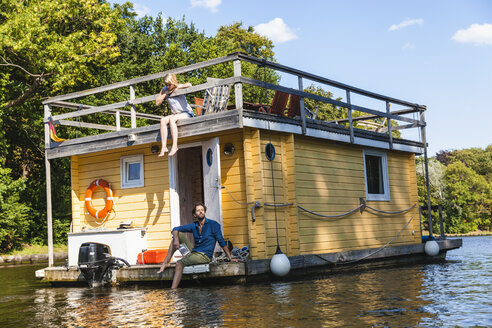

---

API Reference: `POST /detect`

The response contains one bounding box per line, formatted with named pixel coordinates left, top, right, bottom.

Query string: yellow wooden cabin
left=43, top=53, right=444, bottom=272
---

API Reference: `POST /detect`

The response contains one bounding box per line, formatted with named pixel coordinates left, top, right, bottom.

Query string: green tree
left=0, top=0, right=126, bottom=249
left=445, top=146, right=492, bottom=182
left=443, top=161, right=492, bottom=233
left=0, top=162, right=31, bottom=252
left=0, top=0, right=124, bottom=108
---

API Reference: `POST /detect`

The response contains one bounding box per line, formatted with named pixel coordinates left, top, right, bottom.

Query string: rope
left=264, top=202, right=294, bottom=207
left=88, top=193, right=117, bottom=227
left=268, top=121, right=281, bottom=248
left=297, top=204, right=364, bottom=218
left=365, top=203, right=416, bottom=215
left=221, top=185, right=256, bottom=206
left=214, top=246, right=250, bottom=262
left=343, top=206, right=419, bottom=264
left=222, top=183, right=417, bottom=220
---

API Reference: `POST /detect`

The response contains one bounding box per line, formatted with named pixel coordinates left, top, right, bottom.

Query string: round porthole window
left=265, top=143, right=276, bottom=161
left=206, top=148, right=213, bottom=166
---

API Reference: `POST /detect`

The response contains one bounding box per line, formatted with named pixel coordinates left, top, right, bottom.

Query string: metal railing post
left=233, top=59, right=243, bottom=114
left=346, top=90, right=354, bottom=143
left=420, top=111, right=434, bottom=239
left=130, top=85, right=136, bottom=129
left=44, top=104, right=54, bottom=267
left=298, top=76, right=306, bottom=134
left=386, top=101, right=393, bottom=149
left=116, top=111, right=121, bottom=131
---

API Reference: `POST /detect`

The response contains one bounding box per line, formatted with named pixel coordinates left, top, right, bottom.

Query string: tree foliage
left=418, top=146, right=492, bottom=234
left=0, top=0, right=124, bottom=109
left=0, top=162, right=30, bottom=252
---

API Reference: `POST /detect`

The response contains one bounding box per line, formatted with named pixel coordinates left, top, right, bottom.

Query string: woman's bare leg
left=168, top=113, right=191, bottom=156
left=159, top=117, right=170, bottom=157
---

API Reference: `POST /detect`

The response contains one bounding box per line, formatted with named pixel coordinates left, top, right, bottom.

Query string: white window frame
left=363, top=149, right=390, bottom=201
left=120, top=154, right=144, bottom=189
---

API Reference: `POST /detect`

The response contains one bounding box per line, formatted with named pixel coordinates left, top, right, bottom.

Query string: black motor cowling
left=78, top=242, right=130, bottom=287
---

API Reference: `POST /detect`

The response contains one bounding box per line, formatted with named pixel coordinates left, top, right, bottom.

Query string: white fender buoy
left=270, top=251, right=291, bottom=277
left=425, top=239, right=440, bottom=256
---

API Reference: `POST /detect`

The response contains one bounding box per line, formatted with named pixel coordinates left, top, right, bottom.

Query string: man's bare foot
left=158, top=147, right=168, bottom=157
left=168, top=146, right=178, bottom=157
left=157, top=262, right=169, bottom=274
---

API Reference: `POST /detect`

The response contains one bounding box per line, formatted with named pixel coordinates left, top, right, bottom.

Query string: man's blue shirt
left=172, top=218, right=226, bottom=259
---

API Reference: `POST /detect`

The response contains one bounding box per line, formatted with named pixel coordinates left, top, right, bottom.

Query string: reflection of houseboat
left=40, top=53, right=461, bottom=286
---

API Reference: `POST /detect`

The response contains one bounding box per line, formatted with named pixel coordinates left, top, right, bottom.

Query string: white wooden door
left=168, top=155, right=180, bottom=231
left=201, top=137, right=223, bottom=227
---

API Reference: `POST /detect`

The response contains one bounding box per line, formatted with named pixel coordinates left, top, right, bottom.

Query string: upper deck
left=42, top=52, right=427, bottom=159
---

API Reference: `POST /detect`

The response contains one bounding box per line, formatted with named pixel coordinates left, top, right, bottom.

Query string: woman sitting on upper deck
left=156, top=73, right=194, bottom=157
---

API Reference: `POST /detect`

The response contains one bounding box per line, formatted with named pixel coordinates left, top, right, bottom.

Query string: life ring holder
left=85, top=179, right=114, bottom=221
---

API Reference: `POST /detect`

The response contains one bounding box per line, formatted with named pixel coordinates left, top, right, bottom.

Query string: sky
left=110, top=0, right=492, bottom=156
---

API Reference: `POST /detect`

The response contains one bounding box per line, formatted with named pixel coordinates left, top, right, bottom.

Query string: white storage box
left=68, top=228, right=147, bottom=266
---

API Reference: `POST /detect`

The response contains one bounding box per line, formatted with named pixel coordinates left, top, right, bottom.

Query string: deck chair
left=192, top=78, right=231, bottom=115
left=287, top=94, right=318, bottom=119
left=268, top=91, right=290, bottom=115
left=358, top=118, right=387, bottom=132
left=288, top=94, right=300, bottom=118
left=193, top=97, right=205, bottom=116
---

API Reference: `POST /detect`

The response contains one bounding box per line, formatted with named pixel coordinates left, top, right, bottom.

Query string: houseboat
left=39, top=52, right=461, bottom=286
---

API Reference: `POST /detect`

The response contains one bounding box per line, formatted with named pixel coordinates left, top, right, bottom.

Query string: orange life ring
left=85, top=179, right=114, bottom=219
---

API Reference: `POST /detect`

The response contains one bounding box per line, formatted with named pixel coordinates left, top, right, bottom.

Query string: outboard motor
left=78, top=242, right=131, bottom=287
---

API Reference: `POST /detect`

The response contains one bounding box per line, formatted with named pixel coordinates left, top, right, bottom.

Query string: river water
left=0, top=236, right=490, bottom=327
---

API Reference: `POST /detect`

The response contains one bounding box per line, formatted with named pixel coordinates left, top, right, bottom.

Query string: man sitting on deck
left=157, top=202, right=239, bottom=288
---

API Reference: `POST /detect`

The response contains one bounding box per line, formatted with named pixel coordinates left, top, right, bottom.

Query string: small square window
left=363, top=149, right=390, bottom=201
left=121, top=154, right=144, bottom=189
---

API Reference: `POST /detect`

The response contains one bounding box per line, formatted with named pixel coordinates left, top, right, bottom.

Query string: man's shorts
left=179, top=250, right=210, bottom=267
left=177, top=232, right=211, bottom=267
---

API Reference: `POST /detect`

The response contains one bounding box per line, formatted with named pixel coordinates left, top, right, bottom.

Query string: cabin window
left=121, top=154, right=144, bottom=189
left=363, top=149, right=390, bottom=201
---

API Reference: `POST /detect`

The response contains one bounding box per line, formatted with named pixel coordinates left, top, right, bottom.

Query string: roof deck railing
left=42, top=52, right=427, bottom=150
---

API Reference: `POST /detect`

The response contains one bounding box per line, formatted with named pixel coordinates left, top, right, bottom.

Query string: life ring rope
left=85, top=179, right=115, bottom=223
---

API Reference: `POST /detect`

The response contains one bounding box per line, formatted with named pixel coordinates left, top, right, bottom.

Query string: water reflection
left=1, top=237, right=491, bottom=327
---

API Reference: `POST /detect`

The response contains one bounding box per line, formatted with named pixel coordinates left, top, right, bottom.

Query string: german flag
left=49, top=121, right=67, bottom=142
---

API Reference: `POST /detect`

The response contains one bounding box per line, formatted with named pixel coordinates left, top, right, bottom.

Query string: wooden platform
left=41, top=239, right=462, bottom=286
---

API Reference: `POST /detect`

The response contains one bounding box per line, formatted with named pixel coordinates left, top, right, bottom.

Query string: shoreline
left=446, top=233, right=492, bottom=237
left=0, top=252, right=67, bottom=266
left=422, top=231, right=492, bottom=238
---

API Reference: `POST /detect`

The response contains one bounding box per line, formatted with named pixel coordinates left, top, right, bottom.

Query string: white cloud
left=133, top=3, right=151, bottom=17
left=403, top=42, right=415, bottom=49
left=389, top=18, right=424, bottom=31
left=452, top=23, right=492, bottom=45
left=254, top=18, right=297, bottom=44
left=190, top=0, right=222, bottom=13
